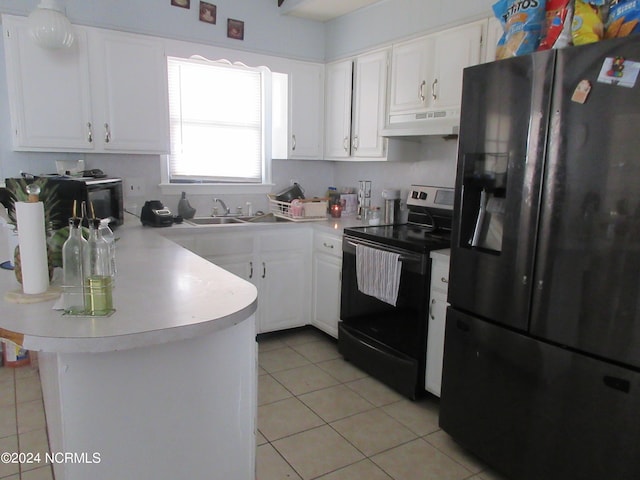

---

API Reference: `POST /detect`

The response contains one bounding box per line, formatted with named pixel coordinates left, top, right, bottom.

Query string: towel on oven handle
left=355, top=244, right=402, bottom=306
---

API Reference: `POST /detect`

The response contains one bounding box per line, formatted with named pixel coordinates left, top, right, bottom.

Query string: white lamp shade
left=28, top=1, right=75, bottom=49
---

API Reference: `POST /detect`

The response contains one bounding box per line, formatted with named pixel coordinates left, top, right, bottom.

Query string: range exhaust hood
left=381, top=108, right=460, bottom=138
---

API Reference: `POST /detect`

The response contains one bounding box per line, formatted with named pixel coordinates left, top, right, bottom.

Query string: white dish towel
left=355, top=244, right=402, bottom=306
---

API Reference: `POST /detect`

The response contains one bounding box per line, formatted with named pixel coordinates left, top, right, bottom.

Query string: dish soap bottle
left=178, top=191, right=196, bottom=219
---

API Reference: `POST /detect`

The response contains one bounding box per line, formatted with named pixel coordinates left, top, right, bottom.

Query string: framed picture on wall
left=199, top=2, right=216, bottom=24
left=171, top=0, right=190, bottom=8
left=227, top=19, right=244, bottom=40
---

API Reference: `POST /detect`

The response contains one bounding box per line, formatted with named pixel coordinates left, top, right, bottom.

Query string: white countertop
left=0, top=217, right=258, bottom=354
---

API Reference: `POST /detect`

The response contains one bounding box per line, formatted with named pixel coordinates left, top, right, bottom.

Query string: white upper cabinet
left=88, top=29, right=169, bottom=153
left=324, top=60, right=353, bottom=159
left=3, top=16, right=92, bottom=151
left=352, top=50, right=388, bottom=158
left=324, top=49, right=388, bottom=161
left=2, top=15, right=169, bottom=154
left=484, top=16, right=504, bottom=64
left=288, top=61, right=324, bottom=159
left=387, top=21, right=484, bottom=125
left=388, top=37, right=434, bottom=116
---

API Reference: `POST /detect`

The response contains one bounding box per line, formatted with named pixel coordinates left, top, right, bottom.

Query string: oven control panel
left=407, top=185, right=454, bottom=210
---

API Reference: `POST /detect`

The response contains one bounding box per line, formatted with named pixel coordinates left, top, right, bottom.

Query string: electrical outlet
left=124, top=177, right=145, bottom=197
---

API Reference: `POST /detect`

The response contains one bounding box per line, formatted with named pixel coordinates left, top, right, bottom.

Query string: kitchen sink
left=186, top=217, right=245, bottom=225
left=185, top=213, right=292, bottom=226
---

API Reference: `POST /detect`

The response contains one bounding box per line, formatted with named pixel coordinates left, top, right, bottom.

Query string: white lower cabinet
left=311, top=231, right=343, bottom=338
left=176, top=227, right=311, bottom=334
left=425, top=249, right=450, bottom=397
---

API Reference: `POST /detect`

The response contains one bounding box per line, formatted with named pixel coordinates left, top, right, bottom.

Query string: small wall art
left=171, top=0, right=190, bottom=9
left=199, top=2, right=216, bottom=24
left=227, top=18, right=244, bottom=40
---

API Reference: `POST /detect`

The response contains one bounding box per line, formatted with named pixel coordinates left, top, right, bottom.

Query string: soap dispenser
left=177, top=192, right=196, bottom=219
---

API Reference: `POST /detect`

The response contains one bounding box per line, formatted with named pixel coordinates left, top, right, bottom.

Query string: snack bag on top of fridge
left=538, top=0, right=574, bottom=50
left=572, top=0, right=610, bottom=45
left=606, top=0, right=640, bottom=39
left=493, top=0, right=548, bottom=59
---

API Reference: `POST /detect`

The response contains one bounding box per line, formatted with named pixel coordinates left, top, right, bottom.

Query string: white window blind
left=167, top=57, right=265, bottom=183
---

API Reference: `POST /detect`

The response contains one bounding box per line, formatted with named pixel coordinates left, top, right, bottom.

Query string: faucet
left=212, top=198, right=230, bottom=216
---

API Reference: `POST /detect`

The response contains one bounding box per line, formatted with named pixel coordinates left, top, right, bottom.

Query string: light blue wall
left=324, top=0, right=495, bottom=60
left=0, top=0, right=325, bottom=60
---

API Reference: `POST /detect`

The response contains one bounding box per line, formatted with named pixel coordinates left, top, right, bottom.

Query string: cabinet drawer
left=430, top=257, right=449, bottom=296
left=313, top=232, right=342, bottom=257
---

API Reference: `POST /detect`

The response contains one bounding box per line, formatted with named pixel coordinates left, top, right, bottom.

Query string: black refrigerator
left=440, top=36, right=640, bottom=480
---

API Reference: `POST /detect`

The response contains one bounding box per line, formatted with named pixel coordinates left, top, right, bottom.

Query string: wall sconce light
left=28, top=0, right=74, bottom=49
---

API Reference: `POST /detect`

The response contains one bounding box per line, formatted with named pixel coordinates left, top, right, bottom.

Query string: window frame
left=160, top=56, right=275, bottom=195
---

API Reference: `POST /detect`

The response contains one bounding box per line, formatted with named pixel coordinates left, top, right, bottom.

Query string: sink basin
left=186, top=217, right=245, bottom=225
left=239, top=214, right=291, bottom=223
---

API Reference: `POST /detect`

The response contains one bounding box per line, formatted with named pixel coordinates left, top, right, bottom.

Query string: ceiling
left=280, top=0, right=385, bottom=22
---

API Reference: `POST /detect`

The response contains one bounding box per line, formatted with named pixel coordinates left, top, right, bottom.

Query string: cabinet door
left=90, top=30, right=169, bottom=153
left=312, top=253, right=341, bottom=338
left=324, top=60, right=353, bottom=159
left=431, top=23, right=483, bottom=109
left=425, top=294, right=447, bottom=397
left=206, top=254, right=254, bottom=283
left=259, top=251, right=308, bottom=333
left=388, top=37, right=433, bottom=115
left=3, top=16, right=93, bottom=151
left=484, top=16, right=503, bottom=64
left=288, top=62, right=324, bottom=159
left=352, top=50, right=388, bottom=158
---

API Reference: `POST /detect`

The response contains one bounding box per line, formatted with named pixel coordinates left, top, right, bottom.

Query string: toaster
left=140, top=200, right=174, bottom=227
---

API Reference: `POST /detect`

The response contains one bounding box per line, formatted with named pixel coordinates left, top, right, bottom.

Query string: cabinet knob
left=104, top=123, right=111, bottom=143
left=441, top=276, right=448, bottom=284
left=343, top=137, right=349, bottom=152
left=323, top=242, right=334, bottom=249
left=432, top=78, right=438, bottom=101
left=429, top=298, right=436, bottom=320
left=262, top=262, right=266, bottom=279
left=292, top=134, right=297, bottom=151
left=352, top=135, right=359, bottom=150
left=249, top=261, right=253, bottom=279
left=86, top=122, right=93, bottom=143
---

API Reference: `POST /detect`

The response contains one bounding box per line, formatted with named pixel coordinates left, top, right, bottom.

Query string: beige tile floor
left=257, top=327, right=511, bottom=480
left=0, top=355, right=54, bottom=480
left=1, top=327, right=512, bottom=480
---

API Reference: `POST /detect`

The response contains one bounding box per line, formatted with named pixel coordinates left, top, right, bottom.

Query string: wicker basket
left=267, top=195, right=328, bottom=221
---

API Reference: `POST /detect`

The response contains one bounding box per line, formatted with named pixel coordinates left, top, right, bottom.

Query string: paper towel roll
left=15, top=202, right=49, bottom=294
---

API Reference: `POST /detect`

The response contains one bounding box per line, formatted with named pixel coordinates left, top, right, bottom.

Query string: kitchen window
left=162, top=56, right=277, bottom=193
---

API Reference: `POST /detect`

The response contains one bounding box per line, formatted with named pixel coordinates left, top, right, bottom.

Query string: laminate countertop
left=0, top=217, right=258, bottom=354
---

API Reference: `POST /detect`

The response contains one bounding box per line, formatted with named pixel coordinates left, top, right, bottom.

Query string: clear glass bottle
left=62, top=217, right=87, bottom=314
left=98, top=218, right=116, bottom=286
left=83, top=219, right=113, bottom=316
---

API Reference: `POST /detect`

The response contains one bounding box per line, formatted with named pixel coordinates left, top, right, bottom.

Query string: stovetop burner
left=344, top=185, right=454, bottom=253
left=344, top=224, right=450, bottom=253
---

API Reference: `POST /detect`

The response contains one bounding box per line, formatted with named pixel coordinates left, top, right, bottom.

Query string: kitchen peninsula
left=0, top=219, right=258, bottom=480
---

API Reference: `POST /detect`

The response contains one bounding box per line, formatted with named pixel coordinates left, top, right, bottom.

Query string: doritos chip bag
left=493, top=0, right=547, bottom=59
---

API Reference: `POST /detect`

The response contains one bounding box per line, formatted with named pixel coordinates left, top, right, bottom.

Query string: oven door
left=339, top=235, right=430, bottom=398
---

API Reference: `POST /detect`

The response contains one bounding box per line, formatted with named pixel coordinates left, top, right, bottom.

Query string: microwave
left=5, top=176, right=124, bottom=230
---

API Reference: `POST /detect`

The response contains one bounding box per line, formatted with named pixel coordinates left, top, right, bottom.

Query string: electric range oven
left=339, top=185, right=453, bottom=399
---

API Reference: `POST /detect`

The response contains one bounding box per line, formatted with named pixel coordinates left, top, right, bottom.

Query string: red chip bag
left=539, top=0, right=574, bottom=50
